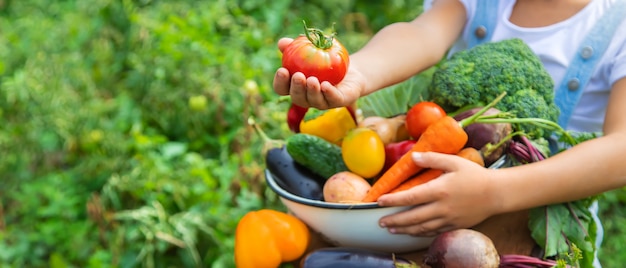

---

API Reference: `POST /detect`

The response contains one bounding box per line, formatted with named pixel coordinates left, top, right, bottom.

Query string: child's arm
left=273, top=0, right=467, bottom=109
left=377, top=77, right=626, bottom=236
left=495, top=77, right=626, bottom=211
left=349, top=0, right=466, bottom=95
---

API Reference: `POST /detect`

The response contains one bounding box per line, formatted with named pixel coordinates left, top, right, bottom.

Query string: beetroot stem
left=520, top=136, right=542, bottom=162
left=458, top=91, right=507, bottom=128
left=500, top=254, right=568, bottom=268
left=508, top=141, right=532, bottom=163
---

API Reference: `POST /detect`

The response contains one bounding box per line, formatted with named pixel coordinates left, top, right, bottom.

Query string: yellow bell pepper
left=299, top=107, right=357, bottom=145
left=235, top=209, right=310, bottom=268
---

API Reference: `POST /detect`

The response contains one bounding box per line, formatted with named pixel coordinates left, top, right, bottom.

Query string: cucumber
left=286, top=133, right=349, bottom=179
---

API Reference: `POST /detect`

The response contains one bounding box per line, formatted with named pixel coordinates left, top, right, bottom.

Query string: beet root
left=454, top=107, right=512, bottom=166
left=424, top=229, right=500, bottom=268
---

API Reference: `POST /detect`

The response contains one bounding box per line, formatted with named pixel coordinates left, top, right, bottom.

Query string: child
left=273, top=0, right=626, bottom=266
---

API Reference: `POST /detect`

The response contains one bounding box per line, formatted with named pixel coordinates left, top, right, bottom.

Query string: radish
left=424, top=229, right=568, bottom=268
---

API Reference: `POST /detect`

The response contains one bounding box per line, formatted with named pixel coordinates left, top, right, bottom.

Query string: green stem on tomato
left=302, top=20, right=335, bottom=50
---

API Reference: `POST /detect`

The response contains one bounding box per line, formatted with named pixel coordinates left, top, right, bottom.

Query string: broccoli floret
left=428, top=38, right=559, bottom=138
left=501, top=89, right=559, bottom=138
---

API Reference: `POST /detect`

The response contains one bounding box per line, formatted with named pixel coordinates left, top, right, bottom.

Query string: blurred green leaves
left=0, top=0, right=423, bottom=266
left=12, top=0, right=626, bottom=268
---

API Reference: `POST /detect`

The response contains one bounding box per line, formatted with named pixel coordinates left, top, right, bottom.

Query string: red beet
left=453, top=108, right=512, bottom=166
left=424, top=229, right=500, bottom=268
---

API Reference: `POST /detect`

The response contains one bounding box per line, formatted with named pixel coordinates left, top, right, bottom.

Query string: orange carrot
left=389, top=169, right=443, bottom=194
left=361, top=92, right=506, bottom=203
left=361, top=116, right=468, bottom=202
left=389, top=147, right=484, bottom=193
left=456, top=146, right=485, bottom=167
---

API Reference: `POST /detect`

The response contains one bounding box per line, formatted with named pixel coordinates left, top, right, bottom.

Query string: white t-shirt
left=441, top=0, right=626, bottom=132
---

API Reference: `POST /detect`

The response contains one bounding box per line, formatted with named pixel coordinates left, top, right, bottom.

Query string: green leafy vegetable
left=427, top=38, right=559, bottom=139
left=529, top=201, right=597, bottom=268
left=524, top=132, right=601, bottom=268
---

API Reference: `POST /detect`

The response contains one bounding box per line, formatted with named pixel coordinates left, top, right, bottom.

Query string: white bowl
left=264, top=155, right=509, bottom=253
left=264, top=169, right=435, bottom=253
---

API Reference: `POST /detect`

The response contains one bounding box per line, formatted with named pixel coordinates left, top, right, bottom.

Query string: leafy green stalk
left=528, top=199, right=598, bottom=268
left=469, top=112, right=577, bottom=146
left=458, top=91, right=507, bottom=128
left=515, top=129, right=600, bottom=267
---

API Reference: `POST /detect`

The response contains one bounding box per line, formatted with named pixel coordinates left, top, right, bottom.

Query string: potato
left=323, top=172, right=371, bottom=203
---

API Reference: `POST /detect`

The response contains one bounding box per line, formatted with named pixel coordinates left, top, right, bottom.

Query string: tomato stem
left=302, top=20, right=335, bottom=50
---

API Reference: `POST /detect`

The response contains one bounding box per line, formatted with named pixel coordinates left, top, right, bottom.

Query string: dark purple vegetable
left=300, top=247, right=417, bottom=268
left=250, top=116, right=326, bottom=200
left=454, top=107, right=512, bottom=166
left=424, top=229, right=500, bottom=268
left=265, top=146, right=326, bottom=200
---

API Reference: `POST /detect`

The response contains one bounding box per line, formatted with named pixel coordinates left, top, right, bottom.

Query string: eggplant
left=265, top=146, right=326, bottom=200
left=300, top=247, right=415, bottom=268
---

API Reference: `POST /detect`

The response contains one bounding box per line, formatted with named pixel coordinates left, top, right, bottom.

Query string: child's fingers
left=412, top=151, right=466, bottom=171
left=277, top=37, right=294, bottom=52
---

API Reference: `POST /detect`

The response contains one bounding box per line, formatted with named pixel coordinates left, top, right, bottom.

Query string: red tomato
left=405, top=101, right=447, bottom=139
left=281, top=25, right=350, bottom=85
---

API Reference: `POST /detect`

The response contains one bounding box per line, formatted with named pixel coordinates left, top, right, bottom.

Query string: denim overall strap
left=468, top=0, right=499, bottom=48
left=555, top=0, right=626, bottom=128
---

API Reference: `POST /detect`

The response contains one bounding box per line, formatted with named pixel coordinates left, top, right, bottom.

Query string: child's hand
left=272, top=38, right=365, bottom=109
left=377, top=152, right=501, bottom=236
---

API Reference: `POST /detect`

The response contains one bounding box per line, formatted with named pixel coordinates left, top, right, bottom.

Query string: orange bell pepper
left=299, top=107, right=356, bottom=145
left=235, top=209, right=310, bottom=268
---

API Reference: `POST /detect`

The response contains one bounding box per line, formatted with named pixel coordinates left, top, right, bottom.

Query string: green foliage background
left=0, top=0, right=624, bottom=267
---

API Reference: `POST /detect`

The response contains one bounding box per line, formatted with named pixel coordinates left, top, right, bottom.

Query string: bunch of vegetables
left=361, top=94, right=506, bottom=203
left=429, top=39, right=599, bottom=268
left=244, top=27, right=600, bottom=267
left=278, top=106, right=592, bottom=267
left=280, top=97, right=494, bottom=204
